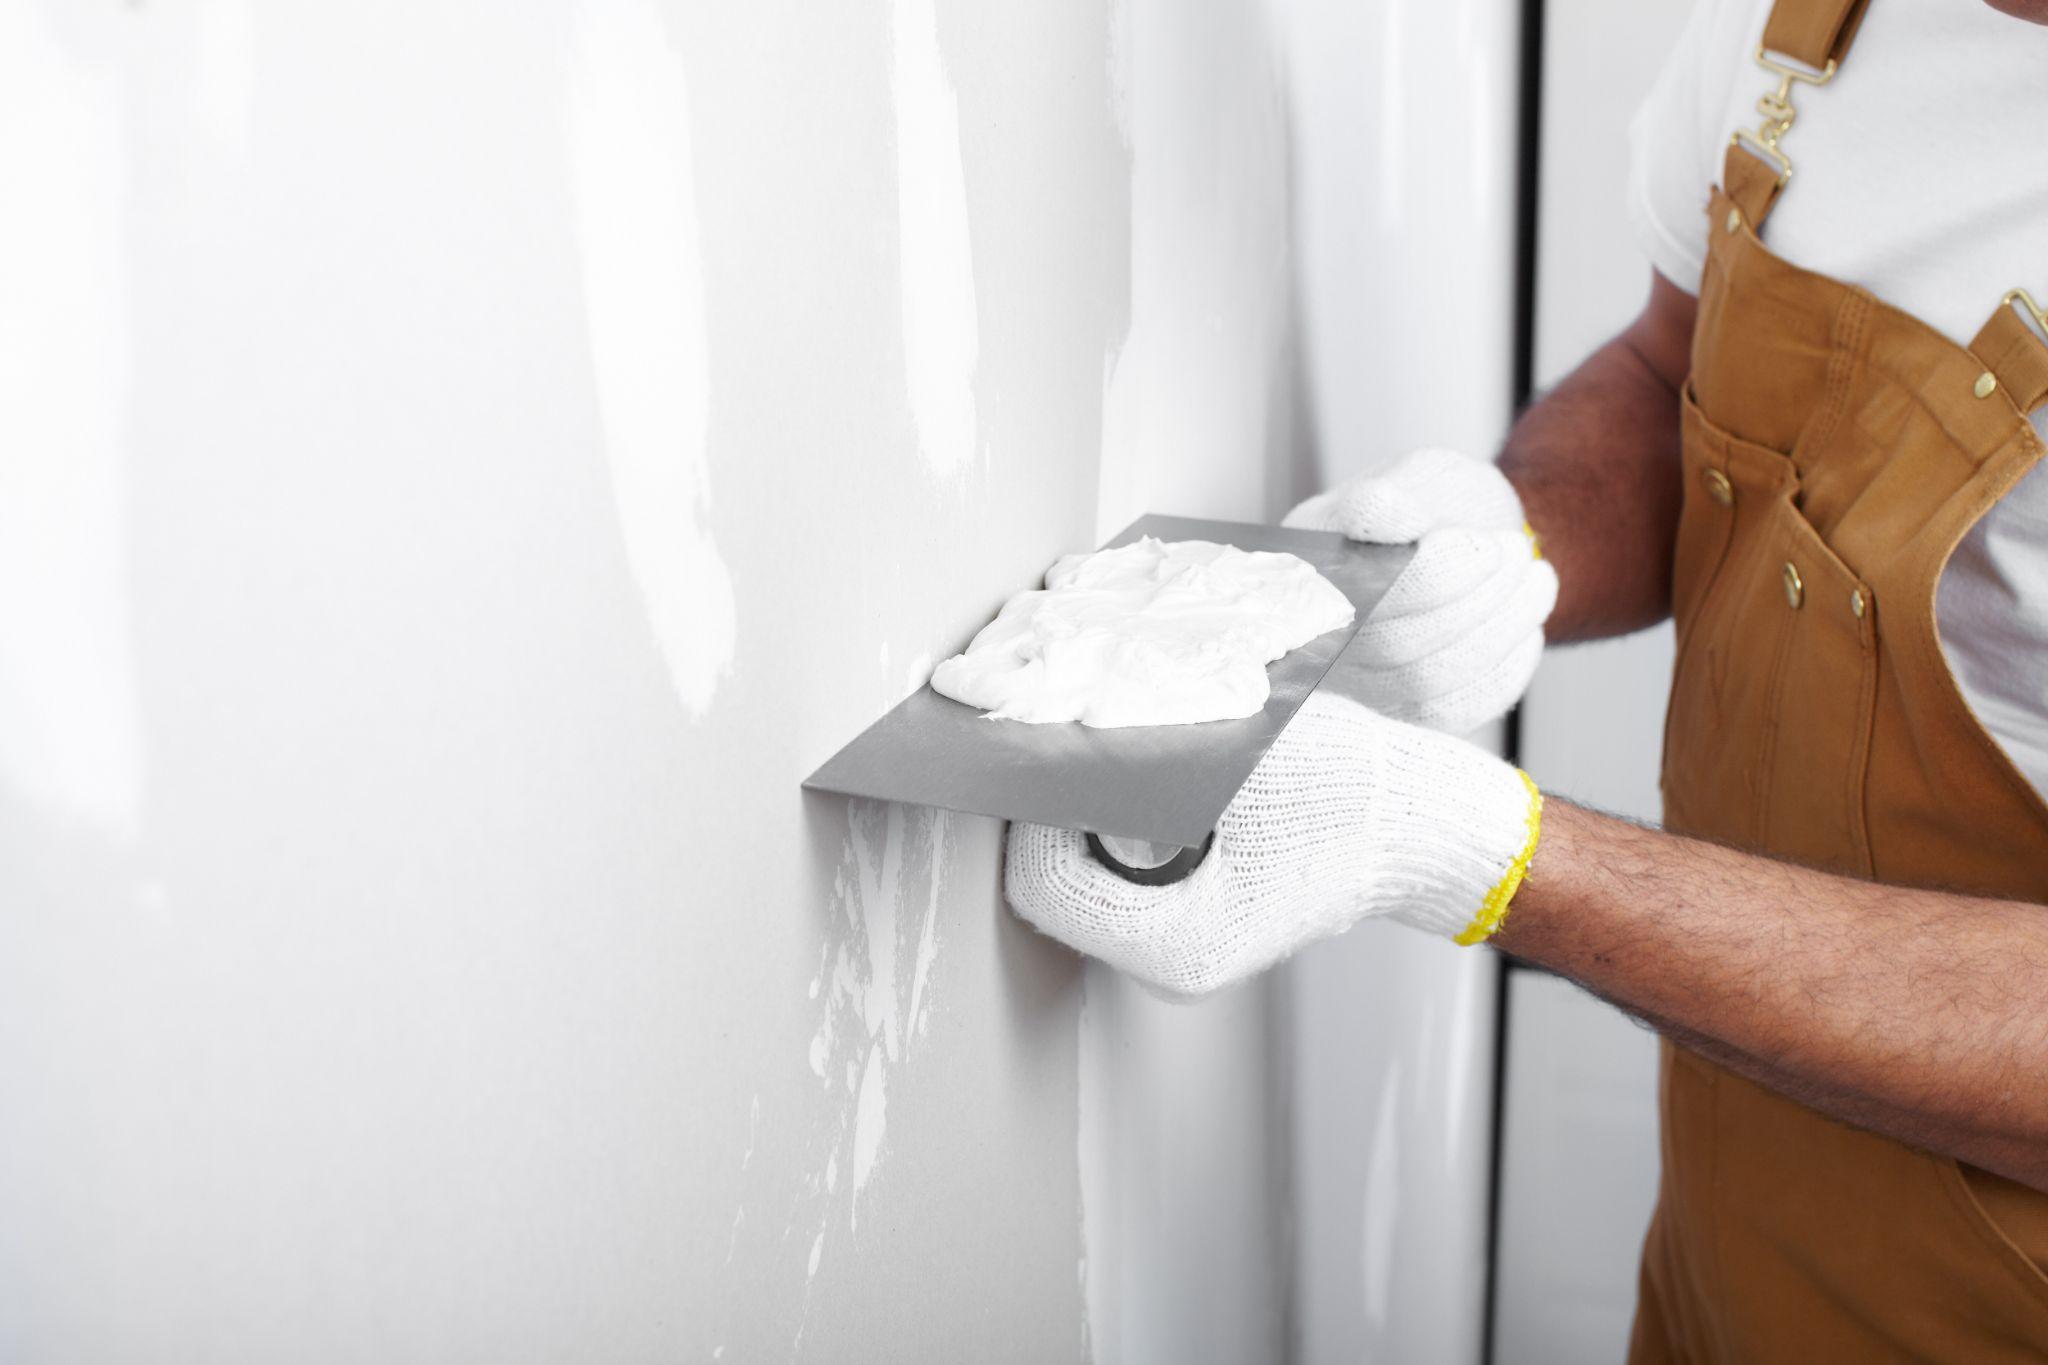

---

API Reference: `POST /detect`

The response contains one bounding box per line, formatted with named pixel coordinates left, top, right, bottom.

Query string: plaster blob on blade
left=930, top=537, right=1354, bottom=728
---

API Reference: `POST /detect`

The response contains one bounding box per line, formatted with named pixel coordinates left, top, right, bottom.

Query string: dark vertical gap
left=1483, top=0, right=1545, bottom=1361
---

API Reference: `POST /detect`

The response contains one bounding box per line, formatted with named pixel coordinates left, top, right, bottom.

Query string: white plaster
left=720, top=799, right=956, bottom=1338
left=566, top=0, right=736, bottom=720
left=807, top=1019, right=832, bottom=1079
left=891, top=0, right=980, bottom=478
left=850, top=1043, right=888, bottom=1223
left=931, top=538, right=1352, bottom=727
left=0, top=3, right=144, bottom=835
left=906, top=808, right=947, bottom=1037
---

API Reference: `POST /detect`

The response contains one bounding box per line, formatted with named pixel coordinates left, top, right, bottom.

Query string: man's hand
left=1004, top=692, right=1544, bottom=998
left=1284, top=449, right=1557, bottom=736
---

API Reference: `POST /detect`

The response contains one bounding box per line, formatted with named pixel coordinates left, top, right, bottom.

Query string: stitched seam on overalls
left=1936, top=1157, right=2048, bottom=1314
left=1981, top=327, right=2048, bottom=412
left=1986, top=328, right=2038, bottom=379
left=1718, top=225, right=2028, bottom=470
left=1859, top=343, right=2028, bottom=466
left=1803, top=288, right=1868, bottom=465
left=1844, top=593, right=1877, bottom=879
left=1821, top=292, right=1877, bottom=877
left=1673, top=391, right=1740, bottom=662
left=1750, top=533, right=1802, bottom=848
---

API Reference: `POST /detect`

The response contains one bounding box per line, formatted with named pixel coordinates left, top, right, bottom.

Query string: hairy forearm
left=1495, top=800, right=2048, bottom=1192
left=1498, top=273, right=1695, bottom=642
left=1499, top=339, right=1684, bottom=641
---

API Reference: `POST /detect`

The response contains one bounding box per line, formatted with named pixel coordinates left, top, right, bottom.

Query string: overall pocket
left=1748, top=482, right=1878, bottom=876
left=1660, top=387, right=1877, bottom=874
left=1663, top=389, right=1792, bottom=844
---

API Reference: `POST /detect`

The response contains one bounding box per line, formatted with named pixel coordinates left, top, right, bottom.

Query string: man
left=1005, top=0, right=2048, bottom=1357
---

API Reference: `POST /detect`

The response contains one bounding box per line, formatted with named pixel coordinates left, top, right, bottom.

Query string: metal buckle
left=1730, top=130, right=1793, bottom=188
left=2005, top=287, right=2048, bottom=343
left=1728, top=46, right=1836, bottom=188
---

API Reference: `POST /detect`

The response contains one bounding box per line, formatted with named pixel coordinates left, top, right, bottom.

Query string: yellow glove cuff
left=1453, top=770, right=1543, bottom=946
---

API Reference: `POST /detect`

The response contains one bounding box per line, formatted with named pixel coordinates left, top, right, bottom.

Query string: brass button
left=1703, top=467, right=1734, bottom=506
left=1850, top=588, right=1866, bottom=619
left=1975, top=371, right=1999, bottom=400
left=1782, top=561, right=1804, bottom=609
left=1725, top=208, right=1743, bottom=234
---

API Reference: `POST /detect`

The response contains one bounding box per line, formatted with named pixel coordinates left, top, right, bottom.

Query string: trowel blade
left=801, top=515, right=1412, bottom=849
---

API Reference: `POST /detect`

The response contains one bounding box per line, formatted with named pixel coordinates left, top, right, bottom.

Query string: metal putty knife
left=802, top=515, right=1412, bottom=882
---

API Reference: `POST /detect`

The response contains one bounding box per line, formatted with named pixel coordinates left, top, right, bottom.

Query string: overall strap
left=1761, top=0, right=1872, bottom=72
left=1971, top=290, right=2048, bottom=417
left=1723, top=0, right=1874, bottom=226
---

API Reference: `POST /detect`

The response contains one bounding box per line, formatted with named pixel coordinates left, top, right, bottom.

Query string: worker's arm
left=1499, top=270, right=1697, bottom=642
left=1281, top=272, right=1692, bottom=729
left=1498, top=800, right=2048, bottom=1194
left=1008, top=687, right=2048, bottom=1193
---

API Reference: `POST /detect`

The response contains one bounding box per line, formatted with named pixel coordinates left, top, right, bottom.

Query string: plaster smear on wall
left=0, top=4, right=145, bottom=835
left=566, top=0, right=736, bottom=719
left=715, top=799, right=953, bottom=1357
left=1093, top=0, right=1288, bottom=540
left=891, top=0, right=980, bottom=478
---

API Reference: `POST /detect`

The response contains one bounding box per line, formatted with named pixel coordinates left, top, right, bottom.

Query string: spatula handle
left=1085, top=831, right=1215, bottom=886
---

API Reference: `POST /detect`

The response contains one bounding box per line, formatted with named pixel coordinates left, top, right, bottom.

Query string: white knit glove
left=1284, top=448, right=1558, bottom=735
left=1004, top=692, right=1544, bottom=999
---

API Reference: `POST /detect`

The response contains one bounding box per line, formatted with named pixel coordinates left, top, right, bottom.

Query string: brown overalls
left=1634, top=0, right=2048, bottom=1358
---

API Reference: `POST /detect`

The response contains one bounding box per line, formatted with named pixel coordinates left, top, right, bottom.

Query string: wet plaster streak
left=891, top=0, right=979, bottom=477
left=714, top=799, right=954, bottom=1358
left=811, top=801, right=950, bottom=1235
left=566, top=0, right=736, bottom=719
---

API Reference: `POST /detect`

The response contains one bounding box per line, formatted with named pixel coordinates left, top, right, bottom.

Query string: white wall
left=0, top=1, right=1139, bottom=1358
left=1272, top=2, right=1524, bottom=1362
left=1492, top=0, right=1693, bottom=1360
left=0, top=1, right=1564, bottom=1360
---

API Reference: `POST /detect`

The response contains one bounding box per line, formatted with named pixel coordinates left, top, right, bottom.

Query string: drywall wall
left=1079, top=5, right=1296, bottom=1364
left=1272, top=1, right=1523, bottom=1361
left=0, top=0, right=1138, bottom=1358
left=1077, top=4, right=1528, bottom=1361
left=0, top=1, right=1537, bottom=1360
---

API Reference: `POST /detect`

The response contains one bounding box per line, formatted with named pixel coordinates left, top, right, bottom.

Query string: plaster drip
left=890, top=0, right=979, bottom=478
left=566, top=0, right=736, bottom=720
left=713, top=799, right=953, bottom=1353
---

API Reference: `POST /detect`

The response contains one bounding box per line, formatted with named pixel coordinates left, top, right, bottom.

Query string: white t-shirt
left=1628, top=0, right=2048, bottom=802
